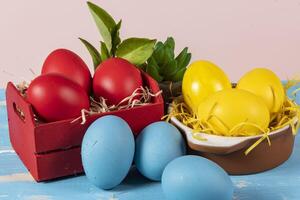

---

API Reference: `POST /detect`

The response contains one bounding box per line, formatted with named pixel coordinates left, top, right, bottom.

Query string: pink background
left=0, top=0, right=300, bottom=87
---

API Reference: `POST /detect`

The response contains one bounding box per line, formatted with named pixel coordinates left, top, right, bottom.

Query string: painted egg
left=42, top=48, right=92, bottom=94
left=197, top=89, right=270, bottom=136
left=162, top=155, right=233, bottom=200
left=27, top=74, right=90, bottom=122
left=81, top=115, right=135, bottom=190
left=93, top=58, right=143, bottom=105
left=182, top=60, right=231, bottom=113
left=287, top=83, right=300, bottom=105
left=134, top=122, right=186, bottom=181
left=237, top=68, right=285, bottom=115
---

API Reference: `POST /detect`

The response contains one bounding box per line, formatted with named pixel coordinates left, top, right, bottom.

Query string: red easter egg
left=27, top=74, right=90, bottom=122
left=93, top=58, right=143, bottom=105
left=41, top=48, right=92, bottom=94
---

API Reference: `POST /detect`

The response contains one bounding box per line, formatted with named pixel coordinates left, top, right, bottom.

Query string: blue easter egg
left=287, top=83, right=300, bottom=105
left=81, top=115, right=135, bottom=190
left=134, top=121, right=186, bottom=181
left=162, top=155, right=233, bottom=200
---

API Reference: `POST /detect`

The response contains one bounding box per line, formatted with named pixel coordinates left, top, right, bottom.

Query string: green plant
left=144, top=37, right=191, bottom=82
left=80, top=2, right=156, bottom=70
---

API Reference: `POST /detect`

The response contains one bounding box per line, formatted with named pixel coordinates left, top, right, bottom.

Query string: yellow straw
left=165, top=87, right=300, bottom=155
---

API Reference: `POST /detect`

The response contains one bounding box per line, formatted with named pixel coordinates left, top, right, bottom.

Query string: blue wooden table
left=0, top=89, right=300, bottom=200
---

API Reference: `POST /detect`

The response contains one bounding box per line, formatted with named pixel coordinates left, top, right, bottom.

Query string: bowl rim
left=171, top=115, right=297, bottom=154
left=168, top=102, right=298, bottom=153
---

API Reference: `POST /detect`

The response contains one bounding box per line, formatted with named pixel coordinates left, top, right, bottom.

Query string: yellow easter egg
left=182, top=60, right=231, bottom=113
left=237, top=68, right=285, bottom=115
left=197, top=89, right=270, bottom=136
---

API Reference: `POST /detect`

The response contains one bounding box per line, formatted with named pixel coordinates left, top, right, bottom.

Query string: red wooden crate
left=6, top=72, right=164, bottom=182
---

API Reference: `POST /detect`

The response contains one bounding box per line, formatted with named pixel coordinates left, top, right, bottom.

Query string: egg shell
left=182, top=60, right=231, bottom=113
left=287, top=83, right=300, bottom=105
left=162, top=155, right=233, bottom=200
left=42, top=48, right=92, bottom=94
left=27, top=74, right=90, bottom=122
left=134, top=122, right=186, bottom=181
left=237, top=68, right=285, bottom=115
left=93, top=58, right=143, bottom=105
left=81, top=115, right=135, bottom=190
left=197, top=88, right=270, bottom=136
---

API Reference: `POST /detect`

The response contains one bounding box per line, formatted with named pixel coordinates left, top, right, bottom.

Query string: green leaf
left=169, top=52, right=191, bottom=82
left=162, top=59, right=178, bottom=80
left=164, top=37, right=175, bottom=52
left=154, top=41, right=164, bottom=51
left=180, top=52, right=192, bottom=69
left=170, top=52, right=191, bottom=82
left=146, top=57, right=163, bottom=82
left=161, top=46, right=174, bottom=67
left=87, top=1, right=116, bottom=51
left=171, top=67, right=186, bottom=82
left=79, top=37, right=101, bottom=69
left=100, top=41, right=110, bottom=61
left=148, top=56, right=160, bottom=70
left=175, top=47, right=189, bottom=69
left=111, top=20, right=122, bottom=56
left=152, top=42, right=165, bottom=66
left=116, top=38, right=156, bottom=65
left=143, top=37, right=191, bottom=82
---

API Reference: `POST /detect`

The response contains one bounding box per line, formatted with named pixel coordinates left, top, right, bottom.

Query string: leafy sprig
left=80, top=1, right=156, bottom=70
left=145, top=37, right=191, bottom=82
